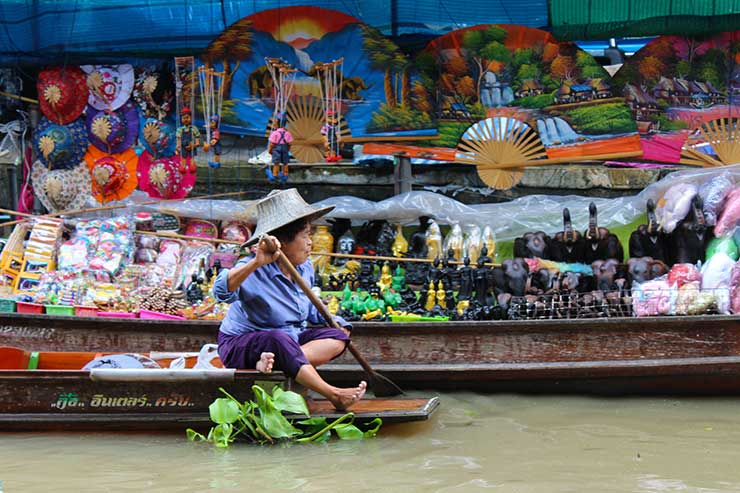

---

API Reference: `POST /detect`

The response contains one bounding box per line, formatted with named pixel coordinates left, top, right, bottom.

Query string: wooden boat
left=2, top=313, right=740, bottom=395
left=0, top=347, right=439, bottom=432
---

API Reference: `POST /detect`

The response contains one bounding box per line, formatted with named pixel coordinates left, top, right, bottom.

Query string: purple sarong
left=217, top=327, right=349, bottom=378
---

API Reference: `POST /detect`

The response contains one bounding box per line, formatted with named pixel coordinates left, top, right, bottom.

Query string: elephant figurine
left=550, top=208, right=586, bottom=263
left=502, top=258, right=529, bottom=296
left=629, top=198, right=668, bottom=262
left=583, top=202, right=624, bottom=263
left=669, top=195, right=709, bottom=265
left=627, top=256, right=669, bottom=284
left=514, top=231, right=551, bottom=259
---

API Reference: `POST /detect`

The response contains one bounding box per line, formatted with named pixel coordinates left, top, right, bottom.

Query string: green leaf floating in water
left=187, top=385, right=382, bottom=447
left=209, top=398, right=240, bottom=425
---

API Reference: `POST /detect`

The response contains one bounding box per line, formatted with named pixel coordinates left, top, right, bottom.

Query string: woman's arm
left=211, top=235, right=281, bottom=303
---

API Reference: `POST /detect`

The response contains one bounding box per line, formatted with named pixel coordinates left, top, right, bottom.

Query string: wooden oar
left=261, top=236, right=404, bottom=397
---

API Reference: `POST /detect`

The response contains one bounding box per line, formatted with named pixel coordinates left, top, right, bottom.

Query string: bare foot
left=330, top=381, right=367, bottom=411
left=256, top=352, right=274, bottom=373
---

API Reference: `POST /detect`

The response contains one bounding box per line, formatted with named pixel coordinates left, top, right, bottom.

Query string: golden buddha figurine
left=463, top=225, right=482, bottom=265
left=391, top=224, right=408, bottom=258
left=482, top=225, right=496, bottom=261
left=424, top=281, right=437, bottom=311
left=326, top=295, right=339, bottom=315
left=425, top=220, right=442, bottom=261
left=310, top=225, right=334, bottom=273
left=436, top=280, right=446, bottom=309
left=377, top=262, right=393, bottom=291
left=456, top=299, right=470, bottom=316
left=443, top=223, right=464, bottom=261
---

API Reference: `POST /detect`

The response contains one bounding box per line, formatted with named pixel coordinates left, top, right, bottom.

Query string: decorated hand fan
left=136, top=151, right=194, bottom=200
left=81, top=64, right=134, bottom=111
left=133, top=66, right=175, bottom=120
left=37, top=66, right=88, bottom=125
left=84, top=146, right=138, bottom=203
left=139, top=117, right=176, bottom=159
left=31, top=161, right=91, bottom=212
left=33, top=117, right=88, bottom=170
left=86, top=100, right=139, bottom=154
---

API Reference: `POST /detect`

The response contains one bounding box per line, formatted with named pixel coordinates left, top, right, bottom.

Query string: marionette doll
left=203, top=114, right=221, bottom=168
left=175, top=107, right=200, bottom=173
left=321, top=110, right=341, bottom=163
left=267, top=114, right=293, bottom=182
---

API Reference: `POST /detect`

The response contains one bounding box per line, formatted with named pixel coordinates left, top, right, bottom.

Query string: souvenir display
left=136, top=151, right=194, bottom=200
left=310, top=225, right=334, bottom=273
left=33, top=116, right=88, bottom=169
left=37, top=66, right=88, bottom=125
left=31, top=161, right=91, bottom=212
left=86, top=100, right=139, bottom=154
left=84, top=146, right=138, bottom=203
left=139, top=117, right=177, bottom=159
left=184, top=219, right=218, bottom=239
left=133, top=65, right=174, bottom=120
left=175, top=107, right=200, bottom=173
left=81, top=64, right=135, bottom=111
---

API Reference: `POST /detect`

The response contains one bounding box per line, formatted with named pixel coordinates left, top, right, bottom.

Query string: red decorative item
left=136, top=151, right=195, bottom=200
left=84, top=146, right=138, bottom=203
left=37, top=66, right=88, bottom=124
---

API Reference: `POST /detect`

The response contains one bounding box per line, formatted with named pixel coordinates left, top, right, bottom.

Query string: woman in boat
left=213, top=188, right=366, bottom=410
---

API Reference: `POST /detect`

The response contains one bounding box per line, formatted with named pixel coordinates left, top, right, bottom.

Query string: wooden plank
left=3, top=314, right=740, bottom=366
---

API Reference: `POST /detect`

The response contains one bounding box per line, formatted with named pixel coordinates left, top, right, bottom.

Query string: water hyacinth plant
left=187, top=385, right=382, bottom=447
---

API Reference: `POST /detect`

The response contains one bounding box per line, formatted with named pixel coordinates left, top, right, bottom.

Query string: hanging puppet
left=315, top=58, right=344, bottom=163
left=175, top=107, right=200, bottom=174
left=267, top=113, right=293, bottom=182
left=198, top=66, right=225, bottom=169
left=321, top=109, right=341, bottom=162
left=203, top=114, right=221, bottom=167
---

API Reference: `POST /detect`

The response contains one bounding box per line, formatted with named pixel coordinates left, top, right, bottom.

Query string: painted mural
left=612, top=31, right=740, bottom=164
left=417, top=24, right=641, bottom=160
left=200, top=6, right=436, bottom=142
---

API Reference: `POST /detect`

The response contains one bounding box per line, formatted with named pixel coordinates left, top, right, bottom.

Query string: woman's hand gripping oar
left=260, top=236, right=404, bottom=397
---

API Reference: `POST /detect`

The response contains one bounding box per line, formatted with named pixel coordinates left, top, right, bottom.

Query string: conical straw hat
left=244, top=188, right=334, bottom=247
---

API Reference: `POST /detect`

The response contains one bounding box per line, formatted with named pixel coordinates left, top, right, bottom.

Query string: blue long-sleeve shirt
left=213, top=256, right=350, bottom=341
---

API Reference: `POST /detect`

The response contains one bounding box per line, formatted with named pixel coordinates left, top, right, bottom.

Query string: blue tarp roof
left=0, top=0, right=549, bottom=59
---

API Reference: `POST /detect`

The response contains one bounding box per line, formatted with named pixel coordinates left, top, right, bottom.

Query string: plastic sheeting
left=312, top=164, right=740, bottom=242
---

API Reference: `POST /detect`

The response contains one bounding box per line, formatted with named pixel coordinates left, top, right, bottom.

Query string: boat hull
left=2, top=313, right=740, bottom=394
left=0, top=369, right=438, bottom=431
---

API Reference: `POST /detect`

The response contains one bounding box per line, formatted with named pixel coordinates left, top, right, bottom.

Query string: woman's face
left=281, top=223, right=312, bottom=266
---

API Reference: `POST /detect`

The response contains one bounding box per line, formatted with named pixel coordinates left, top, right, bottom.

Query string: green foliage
left=428, top=121, right=471, bottom=147
left=187, top=386, right=382, bottom=447
left=653, top=114, right=689, bottom=131
left=462, top=30, right=487, bottom=53
left=415, top=51, right=437, bottom=79
left=480, top=41, right=512, bottom=64
left=581, top=65, right=608, bottom=80
left=368, top=103, right=434, bottom=132
left=513, top=48, right=535, bottom=68
left=561, top=103, right=636, bottom=134
left=675, top=60, right=691, bottom=78
left=516, top=64, right=540, bottom=82
left=469, top=102, right=488, bottom=120
left=511, top=91, right=555, bottom=109
left=361, top=25, right=407, bottom=72
left=575, top=50, right=594, bottom=68
left=484, top=25, right=508, bottom=43
left=542, top=74, right=560, bottom=92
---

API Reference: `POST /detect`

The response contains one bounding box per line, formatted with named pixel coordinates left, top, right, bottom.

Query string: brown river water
left=2, top=392, right=740, bottom=492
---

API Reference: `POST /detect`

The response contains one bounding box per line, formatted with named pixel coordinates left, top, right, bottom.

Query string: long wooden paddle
left=261, top=236, right=403, bottom=397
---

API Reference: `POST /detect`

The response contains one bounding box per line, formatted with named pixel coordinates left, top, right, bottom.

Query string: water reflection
left=2, top=393, right=740, bottom=492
